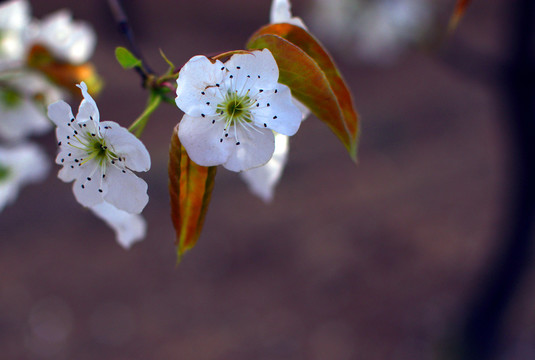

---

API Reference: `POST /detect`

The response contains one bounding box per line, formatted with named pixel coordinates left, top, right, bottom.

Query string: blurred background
left=1, top=0, right=533, bottom=359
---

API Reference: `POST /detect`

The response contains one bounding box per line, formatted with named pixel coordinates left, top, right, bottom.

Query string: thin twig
left=107, top=0, right=154, bottom=80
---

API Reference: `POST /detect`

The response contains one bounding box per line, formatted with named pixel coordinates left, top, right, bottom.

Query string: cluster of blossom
left=3, top=0, right=323, bottom=250
left=0, top=0, right=96, bottom=213
left=309, top=0, right=435, bottom=64
left=45, top=0, right=308, bottom=250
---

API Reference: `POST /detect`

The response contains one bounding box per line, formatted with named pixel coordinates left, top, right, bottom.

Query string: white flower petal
left=252, top=84, right=301, bottom=136
left=175, top=55, right=226, bottom=117
left=0, top=0, right=31, bottom=31
left=104, top=165, right=148, bottom=214
left=177, top=113, right=234, bottom=167
left=100, top=121, right=150, bottom=172
left=48, top=100, right=74, bottom=128
left=75, top=81, right=99, bottom=123
left=240, top=133, right=289, bottom=202
left=72, top=165, right=104, bottom=208
left=270, top=0, right=307, bottom=29
left=223, top=126, right=275, bottom=172
left=0, top=142, right=49, bottom=212
left=89, top=202, right=146, bottom=249
left=225, top=49, right=279, bottom=91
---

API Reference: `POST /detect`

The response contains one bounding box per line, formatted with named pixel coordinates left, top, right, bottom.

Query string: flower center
left=0, top=163, right=10, bottom=182
left=84, top=137, right=117, bottom=166
left=217, top=91, right=254, bottom=125
left=0, top=87, right=22, bottom=109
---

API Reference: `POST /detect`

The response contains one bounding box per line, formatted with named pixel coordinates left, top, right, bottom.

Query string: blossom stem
left=128, top=90, right=162, bottom=137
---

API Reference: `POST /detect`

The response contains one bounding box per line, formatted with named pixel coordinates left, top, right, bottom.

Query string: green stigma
left=0, top=88, right=22, bottom=109
left=217, top=91, right=254, bottom=125
left=85, top=138, right=115, bottom=166
left=0, top=163, right=11, bottom=182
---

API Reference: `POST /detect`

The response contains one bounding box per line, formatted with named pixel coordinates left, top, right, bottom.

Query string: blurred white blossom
left=0, top=142, right=49, bottom=212
left=310, top=0, right=435, bottom=64
left=31, top=9, right=96, bottom=64
left=0, top=0, right=31, bottom=69
left=0, top=0, right=95, bottom=69
left=0, top=71, right=62, bottom=142
left=0, top=0, right=97, bottom=143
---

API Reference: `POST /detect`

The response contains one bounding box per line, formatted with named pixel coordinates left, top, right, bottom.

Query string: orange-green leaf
left=169, top=125, right=217, bottom=262
left=448, top=0, right=472, bottom=32
left=247, top=23, right=359, bottom=161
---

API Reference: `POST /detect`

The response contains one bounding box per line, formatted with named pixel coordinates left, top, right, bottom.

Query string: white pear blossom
left=0, top=142, right=49, bottom=212
left=175, top=49, right=302, bottom=172
left=48, top=82, right=150, bottom=214
left=0, top=71, right=62, bottom=142
left=310, top=0, right=434, bottom=64
left=89, top=202, right=146, bottom=249
left=31, top=9, right=96, bottom=64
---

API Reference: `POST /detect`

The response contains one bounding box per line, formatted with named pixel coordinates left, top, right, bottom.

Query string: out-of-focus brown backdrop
left=1, top=0, right=532, bottom=359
